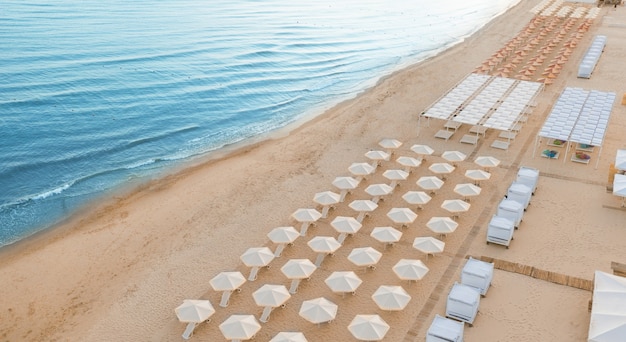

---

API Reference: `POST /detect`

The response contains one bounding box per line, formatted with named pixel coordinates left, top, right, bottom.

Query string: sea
left=0, top=0, right=520, bottom=248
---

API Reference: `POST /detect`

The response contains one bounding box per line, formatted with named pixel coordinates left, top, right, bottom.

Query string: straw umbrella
left=410, top=144, right=434, bottom=160
left=386, top=207, right=418, bottom=228
left=426, top=217, right=459, bottom=238
left=364, top=150, right=390, bottom=169
left=253, top=284, right=291, bottom=323
left=402, top=190, right=432, bottom=210
left=413, top=237, right=445, bottom=258
left=370, top=226, right=403, bottom=249
left=441, top=199, right=470, bottom=220
left=325, top=271, right=363, bottom=296
left=267, top=226, right=300, bottom=257
left=371, top=285, right=412, bottom=311
left=378, top=138, right=403, bottom=155
left=349, top=199, right=378, bottom=223
left=219, top=314, right=261, bottom=342
left=417, top=176, right=444, bottom=194
left=332, top=176, right=360, bottom=202
left=396, top=156, right=422, bottom=173
left=348, top=314, right=390, bottom=341
left=453, top=183, right=482, bottom=202
left=464, top=169, right=491, bottom=186
left=429, top=162, right=455, bottom=180
left=365, top=183, right=394, bottom=204
left=270, top=332, right=308, bottom=342
left=382, top=169, right=409, bottom=188
left=331, top=216, right=362, bottom=244
left=240, top=247, right=275, bottom=281
left=291, top=208, right=322, bottom=236
left=392, top=259, right=429, bottom=282
left=210, top=271, right=247, bottom=307
left=349, top=162, right=376, bottom=181
left=281, top=258, right=317, bottom=294
left=299, top=297, right=338, bottom=325
left=348, top=247, right=382, bottom=271
left=313, top=191, right=341, bottom=218
left=307, top=236, right=341, bottom=267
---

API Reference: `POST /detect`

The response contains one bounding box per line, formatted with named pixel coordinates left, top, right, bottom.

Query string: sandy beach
left=2, top=0, right=626, bottom=341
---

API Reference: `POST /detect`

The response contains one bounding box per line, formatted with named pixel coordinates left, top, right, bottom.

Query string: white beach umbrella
left=386, top=207, right=417, bottom=228
left=426, top=217, right=459, bottom=237
left=331, top=216, right=363, bottom=244
left=332, top=176, right=360, bottom=202
left=396, top=156, right=422, bottom=173
left=416, top=176, right=444, bottom=194
left=349, top=199, right=378, bottom=222
left=474, top=155, right=501, bottom=169
left=219, top=314, right=261, bottom=342
left=325, top=271, right=363, bottom=295
left=270, top=332, right=308, bottom=342
left=382, top=169, right=409, bottom=188
left=378, top=138, right=403, bottom=155
left=281, top=259, right=317, bottom=294
left=313, top=190, right=341, bottom=218
left=365, top=183, right=394, bottom=203
left=349, top=162, right=376, bottom=181
left=453, top=183, right=482, bottom=201
left=371, top=285, right=412, bottom=311
left=429, top=162, right=455, bottom=179
left=175, top=299, right=216, bottom=323
left=210, top=271, right=247, bottom=307
left=613, top=174, right=626, bottom=207
left=348, top=314, right=390, bottom=341
left=402, top=190, right=432, bottom=210
left=442, top=150, right=467, bottom=164
left=240, top=247, right=275, bottom=281
left=370, top=226, right=403, bottom=248
left=441, top=199, right=470, bottom=219
left=308, top=236, right=342, bottom=267
left=299, top=297, right=338, bottom=325
left=292, top=208, right=322, bottom=236
left=348, top=247, right=383, bottom=270
left=465, top=169, right=491, bottom=186
left=410, top=144, right=434, bottom=159
left=253, top=284, right=291, bottom=323
left=392, top=259, right=429, bottom=281
left=364, top=150, right=390, bottom=168
left=267, top=226, right=300, bottom=257
left=413, top=237, right=445, bottom=257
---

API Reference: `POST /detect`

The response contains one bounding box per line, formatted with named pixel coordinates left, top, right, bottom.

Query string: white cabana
left=615, top=149, right=626, bottom=171
left=461, top=257, right=494, bottom=296
left=613, top=174, right=626, bottom=207
left=486, top=216, right=514, bottom=248
left=588, top=271, right=626, bottom=342
left=516, top=166, right=539, bottom=194
left=497, top=198, right=524, bottom=228
left=446, top=282, right=481, bottom=326
left=426, top=314, right=465, bottom=342
left=533, top=87, right=616, bottom=168
left=506, top=182, right=532, bottom=210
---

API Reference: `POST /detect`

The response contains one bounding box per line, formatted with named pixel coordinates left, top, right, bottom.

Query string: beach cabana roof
left=616, top=150, right=626, bottom=171
left=588, top=271, right=626, bottom=342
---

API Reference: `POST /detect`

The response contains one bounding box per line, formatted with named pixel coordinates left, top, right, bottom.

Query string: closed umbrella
left=240, top=247, right=275, bottom=281
left=402, top=191, right=432, bottom=210
left=426, top=217, right=458, bottom=237
left=410, top=144, right=434, bottom=160
left=349, top=199, right=378, bottom=222
left=429, top=162, right=455, bottom=180
left=365, top=183, right=394, bottom=204
left=454, top=183, right=481, bottom=202
left=267, top=226, right=300, bottom=257
left=292, top=208, right=322, bottom=236
left=348, top=247, right=382, bottom=270
left=392, top=259, right=429, bottom=281
left=325, top=271, right=363, bottom=296
left=441, top=199, right=470, bottom=219
left=413, top=237, right=445, bottom=257
left=396, top=156, right=422, bottom=173
left=417, top=176, right=444, bottom=194
left=281, top=259, right=317, bottom=294
left=371, top=285, right=412, bottom=311
left=331, top=216, right=362, bottom=244
left=210, top=271, right=247, bottom=307
left=313, top=191, right=341, bottom=218
left=378, top=138, right=403, bottom=155
left=219, top=314, right=261, bottom=342
left=442, top=150, right=467, bottom=165
left=348, top=314, right=390, bottom=341
left=270, top=332, right=308, bottom=342
left=253, top=284, right=291, bottom=323
left=386, top=207, right=417, bottom=228
left=332, top=176, right=360, bottom=202
left=308, top=236, right=341, bottom=267
left=299, top=297, right=338, bottom=325
left=382, top=169, right=409, bottom=188
left=370, top=226, right=403, bottom=248
left=349, top=162, right=376, bottom=181
left=465, top=169, right=491, bottom=186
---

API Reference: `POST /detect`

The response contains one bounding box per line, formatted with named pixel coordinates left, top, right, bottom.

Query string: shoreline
left=3, top=0, right=626, bottom=340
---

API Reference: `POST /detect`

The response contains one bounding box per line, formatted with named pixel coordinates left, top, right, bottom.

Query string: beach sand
left=2, top=0, right=626, bottom=341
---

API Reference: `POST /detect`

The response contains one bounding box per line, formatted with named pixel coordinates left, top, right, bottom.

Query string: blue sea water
left=0, top=0, right=520, bottom=247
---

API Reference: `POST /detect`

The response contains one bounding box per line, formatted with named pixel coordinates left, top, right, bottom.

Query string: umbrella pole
left=300, top=222, right=311, bottom=236
left=339, top=190, right=348, bottom=202
left=357, top=212, right=366, bottom=223
left=337, top=233, right=347, bottom=245
left=248, top=267, right=260, bottom=281
left=260, top=306, right=273, bottom=323
left=274, top=244, right=286, bottom=257
left=321, top=206, right=330, bottom=218
left=289, top=279, right=301, bottom=294
left=220, top=290, right=232, bottom=307
left=315, top=253, right=326, bottom=267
